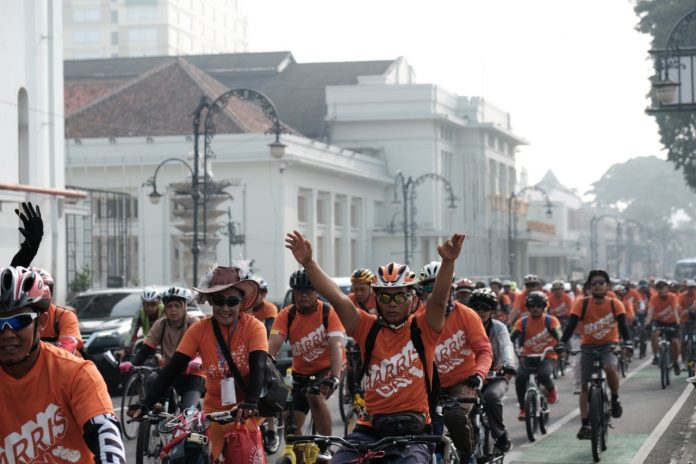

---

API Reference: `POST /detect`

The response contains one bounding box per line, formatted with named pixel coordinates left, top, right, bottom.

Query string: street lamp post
left=392, top=171, right=457, bottom=265
left=507, top=186, right=553, bottom=278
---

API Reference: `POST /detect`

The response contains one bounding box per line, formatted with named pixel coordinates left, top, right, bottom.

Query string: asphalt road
left=115, top=355, right=696, bottom=463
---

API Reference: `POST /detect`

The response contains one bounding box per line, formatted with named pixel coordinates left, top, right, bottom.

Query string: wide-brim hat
left=194, top=266, right=260, bottom=312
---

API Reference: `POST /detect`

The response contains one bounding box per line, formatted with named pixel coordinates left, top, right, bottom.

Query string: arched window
left=18, top=88, right=29, bottom=184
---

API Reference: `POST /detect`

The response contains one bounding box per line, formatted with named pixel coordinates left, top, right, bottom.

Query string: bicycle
left=569, top=346, right=620, bottom=463
left=681, top=320, right=696, bottom=377
left=633, top=313, right=648, bottom=359
left=338, top=337, right=362, bottom=423
left=277, top=371, right=323, bottom=463
left=281, top=434, right=445, bottom=464
left=135, top=386, right=181, bottom=464
left=655, top=325, right=679, bottom=389
left=517, top=347, right=555, bottom=443
left=616, top=347, right=628, bottom=378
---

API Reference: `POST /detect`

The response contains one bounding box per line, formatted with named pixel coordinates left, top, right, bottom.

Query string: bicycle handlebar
left=286, top=434, right=443, bottom=450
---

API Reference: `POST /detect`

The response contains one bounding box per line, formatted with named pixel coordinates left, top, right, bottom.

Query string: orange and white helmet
left=0, top=266, right=51, bottom=314
left=372, top=262, right=417, bottom=288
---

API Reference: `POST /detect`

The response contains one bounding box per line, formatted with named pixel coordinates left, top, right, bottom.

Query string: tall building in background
left=63, top=0, right=248, bottom=59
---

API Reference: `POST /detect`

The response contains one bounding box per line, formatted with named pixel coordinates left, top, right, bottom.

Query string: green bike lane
left=504, top=357, right=694, bottom=464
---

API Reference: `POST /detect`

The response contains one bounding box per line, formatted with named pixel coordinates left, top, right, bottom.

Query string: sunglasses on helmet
left=376, top=292, right=411, bottom=305
left=210, top=295, right=242, bottom=307
left=0, top=313, right=38, bottom=332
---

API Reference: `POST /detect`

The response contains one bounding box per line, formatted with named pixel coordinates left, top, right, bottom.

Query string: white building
left=0, top=0, right=74, bottom=300
left=63, top=0, right=248, bottom=59
left=65, top=52, right=535, bottom=301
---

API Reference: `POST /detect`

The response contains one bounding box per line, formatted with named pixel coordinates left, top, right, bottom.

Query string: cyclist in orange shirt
left=286, top=230, right=465, bottom=464
left=269, top=269, right=345, bottom=441
left=348, top=268, right=378, bottom=315
left=419, top=262, right=494, bottom=454
left=490, top=278, right=511, bottom=322
left=129, top=265, right=267, bottom=461
left=511, top=291, right=562, bottom=419
left=614, top=285, right=636, bottom=324
left=548, top=280, right=573, bottom=330
left=557, top=269, right=632, bottom=440
left=509, top=274, right=544, bottom=326
left=502, top=280, right=519, bottom=306
left=30, top=267, right=84, bottom=356
left=646, top=279, right=682, bottom=374
left=247, top=277, right=278, bottom=336
left=0, top=266, right=125, bottom=464
left=679, top=280, right=696, bottom=322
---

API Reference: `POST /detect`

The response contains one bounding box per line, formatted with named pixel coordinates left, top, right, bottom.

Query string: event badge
left=221, top=377, right=236, bottom=405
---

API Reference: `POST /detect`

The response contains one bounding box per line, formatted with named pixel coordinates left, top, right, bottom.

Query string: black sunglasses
left=210, top=295, right=242, bottom=307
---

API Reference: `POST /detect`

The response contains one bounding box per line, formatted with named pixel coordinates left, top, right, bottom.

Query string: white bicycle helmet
left=419, top=261, right=441, bottom=284
left=161, top=286, right=192, bottom=304
left=373, top=262, right=417, bottom=288
left=142, top=286, right=161, bottom=302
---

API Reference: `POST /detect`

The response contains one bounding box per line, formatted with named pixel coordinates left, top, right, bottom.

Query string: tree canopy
left=634, top=1, right=696, bottom=190
left=588, top=156, right=696, bottom=227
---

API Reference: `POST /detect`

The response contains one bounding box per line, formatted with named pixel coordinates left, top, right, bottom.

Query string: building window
left=316, top=236, right=324, bottom=267
left=73, top=8, right=101, bottom=22
left=334, top=200, right=342, bottom=226
left=350, top=202, right=359, bottom=228
left=498, top=138, right=505, bottom=153
left=128, top=28, right=158, bottom=42
left=316, top=198, right=326, bottom=225
left=110, top=10, right=118, bottom=23
left=18, top=88, right=29, bottom=184
left=351, top=239, right=357, bottom=269
left=297, top=196, right=307, bottom=223
left=487, top=133, right=495, bottom=148
left=440, top=125, right=453, bottom=142
left=111, top=31, right=119, bottom=45
left=489, top=160, right=497, bottom=195
left=72, top=30, right=101, bottom=44
left=508, top=144, right=515, bottom=156
left=499, top=165, right=508, bottom=198
left=334, top=238, right=341, bottom=275
left=127, top=6, right=157, bottom=20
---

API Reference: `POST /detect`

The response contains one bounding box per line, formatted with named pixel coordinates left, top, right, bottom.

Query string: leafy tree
left=69, top=267, right=92, bottom=294
left=634, top=1, right=696, bottom=189
left=587, top=156, right=696, bottom=227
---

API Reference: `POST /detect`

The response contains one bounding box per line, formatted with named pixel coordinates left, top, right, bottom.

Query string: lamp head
left=149, top=189, right=162, bottom=205
left=653, top=79, right=680, bottom=105
left=269, top=141, right=286, bottom=159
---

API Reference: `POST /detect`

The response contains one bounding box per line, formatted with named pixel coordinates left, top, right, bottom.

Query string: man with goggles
left=0, top=266, right=125, bottom=464
left=286, top=230, right=465, bottom=464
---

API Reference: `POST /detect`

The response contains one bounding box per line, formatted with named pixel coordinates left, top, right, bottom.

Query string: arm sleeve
left=10, top=242, right=39, bottom=267
left=83, top=413, right=126, bottom=464
left=616, top=314, right=631, bottom=342
left=131, top=343, right=156, bottom=366
left=498, top=325, right=516, bottom=372
left=142, top=352, right=190, bottom=408
left=264, top=318, right=275, bottom=338
left=245, top=350, right=266, bottom=404
left=561, top=315, right=580, bottom=344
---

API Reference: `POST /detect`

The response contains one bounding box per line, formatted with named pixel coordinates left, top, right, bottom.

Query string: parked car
left=276, top=277, right=352, bottom=372
left=69, top=287, right=204, bottom=391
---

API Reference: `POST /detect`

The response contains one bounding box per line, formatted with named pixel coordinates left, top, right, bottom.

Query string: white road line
left=507, top=357, right=652, bottom=463
left=629, top=383, right=694, bottom=464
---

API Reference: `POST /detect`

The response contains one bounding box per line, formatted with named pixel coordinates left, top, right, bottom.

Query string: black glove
left=15, top=202, right=43, bottom=247
left=127, top=402, right=147, bottom=420
left=320, top=375, right=340, bottom=394
left=554, top=342, right=566, bottom=354
left=621, top=340, right=633, bottom=350
left=465, top=374, right=483, bottom=390
left=502, top=365, right=517, bottom=376
left=234, top=401, right=259, bottom=421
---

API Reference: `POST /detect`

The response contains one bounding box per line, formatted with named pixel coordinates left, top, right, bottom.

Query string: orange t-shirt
left=620, top=298, right=635, bottom=323
left=435, top=302, right=493, bottom=388
left=513, top=289, right=531, bottom=313
left=626, top=288, right=643, bottom=306
left=348, top=292, right=378, bottom=314
left=649, top=294, right=679, bottom=324
left=548, top=292, right=574, bottom=318
left=505, top=290, right=519, bottom=305
left=176, top=314, right=268, bottom=412
left=271, top=301, right=345, bottom=375
left=514, top=314, right=561, bottom=360
left=0, top=343, right=113, bottom=464
left=251, top=300, right=278, bottom=323
left=353, top=310, right=439, bottom=420
left=571, top=297, right=626, bottom=345
left=679, top=292, right=696, bottom=321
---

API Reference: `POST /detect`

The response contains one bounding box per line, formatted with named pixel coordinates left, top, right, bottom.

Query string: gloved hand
left=15, top=202, right=43, bottom=247
left=234, top=401, right=259, bottom=422
left=554, top=342, right=566, bottom=354
left=465, top=374, right=483, bottom=390
left=186, top=357, right=202, bottom=374
left=127, top=402, right=147, bottom=420
left=55, top=336, right=78, bottom=355
left=119, top=361, right=134, bottom=374
left=319, top=375, right=340, bottom=398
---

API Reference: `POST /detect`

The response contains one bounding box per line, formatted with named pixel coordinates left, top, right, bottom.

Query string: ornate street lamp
left=507, top=185, right=553, bottom=278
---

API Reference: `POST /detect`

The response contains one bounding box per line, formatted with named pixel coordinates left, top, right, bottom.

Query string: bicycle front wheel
left=337, top=370, right=350, bottom=423
left=121, top=374, right=143, bottom=440
left=539, top=395, right=549, bottom=435
left=589, top=388, right=602, bottom=463
left=660, top=344, right=670, bottom=389
left=687, top=339, right=696, bottom=377
left=135, top=420, right=159, bottom=464
left=524, top=390, right=538, bottom=442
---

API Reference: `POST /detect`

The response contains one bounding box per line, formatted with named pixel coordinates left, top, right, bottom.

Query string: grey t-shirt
left=144, top=315, right=198, bottom=363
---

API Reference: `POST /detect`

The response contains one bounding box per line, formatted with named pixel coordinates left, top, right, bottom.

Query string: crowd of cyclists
left=2, top=202, right=696, bottom=463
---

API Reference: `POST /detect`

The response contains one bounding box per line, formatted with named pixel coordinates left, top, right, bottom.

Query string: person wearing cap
left=646, top=279, right=682, bottom=373
left=557, top=269, right=632, bottom=441
left=454, top=278, right=475, bottom=305
left=508, top=274, right=545, bottom=327
left=128, top=264, right=268, bottom=460
left=247, top=276, right=278, bottom=337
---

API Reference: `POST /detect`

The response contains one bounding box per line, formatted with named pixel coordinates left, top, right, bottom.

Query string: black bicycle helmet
left=586, top=269, right=610, bottom=286
left=525, top=291, right=547, bottom=308
left=468, top=288, right=499, bottom=311
left=289, top=269, right=313, bottom=290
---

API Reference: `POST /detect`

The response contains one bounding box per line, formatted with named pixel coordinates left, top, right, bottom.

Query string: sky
left=244, top=0, right=665, bottom=197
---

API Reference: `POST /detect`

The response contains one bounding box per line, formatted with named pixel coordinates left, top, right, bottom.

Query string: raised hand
left=285, top=230, right=313, bottom=266
left=438, top=233, right=466, bottom=261
left=15, top=202, right=43, bottom=247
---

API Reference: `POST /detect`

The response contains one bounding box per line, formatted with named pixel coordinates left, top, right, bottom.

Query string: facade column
left=327, top=192, right=336, bottom=275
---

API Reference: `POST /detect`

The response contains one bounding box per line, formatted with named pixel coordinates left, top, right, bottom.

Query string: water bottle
left=284, top=368, right=293, bottom=403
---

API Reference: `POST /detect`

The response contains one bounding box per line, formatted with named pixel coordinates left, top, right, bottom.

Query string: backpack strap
left=321, top=301, right=330, bottom=331
left=357, top=318, right=383, bottom=386
left=520, top=315, right=528, bottom=343
left=410, top=317, right=440, bottom=415
left=581, top=297, right=590, bottom=321
left=286, top=305, right=297, bottom=341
